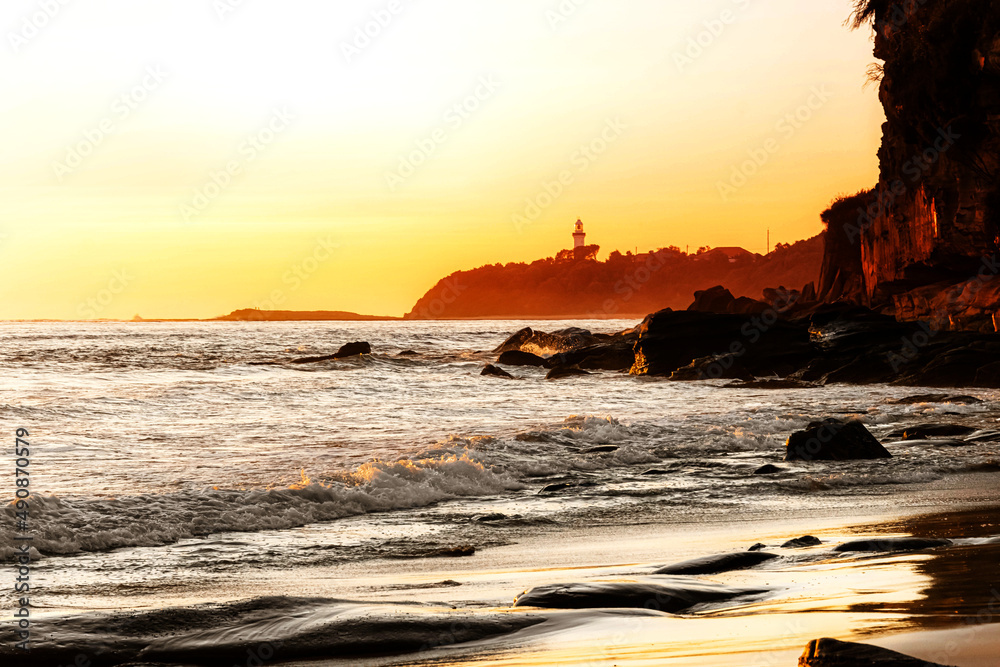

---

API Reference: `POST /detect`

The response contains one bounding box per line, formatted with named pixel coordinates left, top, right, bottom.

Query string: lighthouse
left=573, top=219, right=586, bottom=249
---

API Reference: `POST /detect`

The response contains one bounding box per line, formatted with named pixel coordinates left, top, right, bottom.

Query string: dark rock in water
left=886, top=394, right=982, bottom=405
left=884, top=423, right=977, bottom=440
left=513, top=580, right=767, bottom=612
left=539, top=482, right=575, bottom=494
left=473, top=513, right=507, bottom=523
left=753, top=464, right=783, bottom=475
left=782, top=536, right=822, bottom=548
left=498, top=350, right=548, bottom=367
left=833, top=537, right=952, bottom=553
left=785, top=419, right=891, bottom=462
left=631, top=309, right=814, bottom=379
left=398, top=350, right=419, bottom=356
left=494, top=327, right=535, bottom=354
left=546, top=366, right=591, bottom=380
left=798, top=637, right=952, bottom=666
left=653, top=551, right=779, bottom=575
left=583, top=445, right=618, bottom=454
left=481, top=364, right=514, bottom=379
left=549, top=340, right=636, bottom=372
left=724, top=379, right=820, bottom=389
left=292, top=341, right=372, bottom=363
left=670, top=354, right=756, bottom=381
left=641, top=468, right=670, bottom=476
left=748, top=543, right=767, bottom=552
left=966, top=429, right=1000, bottom=442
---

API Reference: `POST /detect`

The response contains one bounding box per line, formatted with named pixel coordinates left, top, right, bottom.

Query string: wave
left=0, top=453, right=523, bottom=560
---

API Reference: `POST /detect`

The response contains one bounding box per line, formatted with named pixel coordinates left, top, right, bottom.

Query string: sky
left=0, top=0, right=884, bottom=320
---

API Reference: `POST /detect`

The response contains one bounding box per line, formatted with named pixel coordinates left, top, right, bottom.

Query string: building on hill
left=573, top=219, right=587, bottom=259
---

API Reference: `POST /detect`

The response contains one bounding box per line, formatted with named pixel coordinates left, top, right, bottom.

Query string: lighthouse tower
left=573, top=219, right=586, bottom=250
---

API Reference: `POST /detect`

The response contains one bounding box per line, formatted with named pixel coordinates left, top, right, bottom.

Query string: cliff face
left=848, top=1, right=1000, bottom=307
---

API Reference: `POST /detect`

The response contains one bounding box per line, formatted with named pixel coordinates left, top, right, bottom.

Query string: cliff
left=406, top=236, right=823, bottom=320
left=835, top=1, right=1000, bottom=326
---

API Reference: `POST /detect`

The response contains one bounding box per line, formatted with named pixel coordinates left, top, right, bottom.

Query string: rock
left=494, top=327, right=535, bottom=354
left=497, top=350, right=548, bottom=367
left=539, top=482, right=575, bottom=494
left=481, top=364, right=514, bottom=379
left=753, top=464, right=783, bottom=475
left=396, top=545, right=477, bottom=558
left=653, top=551, right=779, bottom=575
left=886, top=394, right=982, bottom=405
left=748, top=543, right=767, bottom=552
left=546, top=366, right=591, bottom=380
left=723, top=379, right=820, bottom=389
left=883, top=438, right=971, bottom=448
left=631, top=310, right=815, bottom=378
left=785, top=419, right=892, bottom=462
left=966, top=430, right=1000, bottom=442
left=582, top=445, right=618, bottom=454
left=291, top=341, right=372, bottom=363
left=472, top=513, right=507, bottom=523
left=670, top=354, right=756, bottom=381
left=641, top=469, right=670, bottom=476
left=513, top=580, right=767, bottom=613
left=687, top=285, right=738, bottom=313
left=798, top=637, right=953, bottom=666
left=782, top=536, right=822, bottom=548
left=833, top=537, right=952, bottom=553
left=548, top=340, right=636, bottom=371
left=884, top=423, right=978, bottom=440
left=398, top=350, right=418, bottom=356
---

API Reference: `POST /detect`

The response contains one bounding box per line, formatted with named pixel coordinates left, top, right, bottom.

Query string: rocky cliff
left=840, top=1, right=1000, bottom=325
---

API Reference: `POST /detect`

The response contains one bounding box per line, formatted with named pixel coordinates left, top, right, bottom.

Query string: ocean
left=2, top=320, right=999, bottom=618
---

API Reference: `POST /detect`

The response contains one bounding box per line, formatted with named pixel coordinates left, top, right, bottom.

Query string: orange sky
left=0, top=0, right=883, bottom=320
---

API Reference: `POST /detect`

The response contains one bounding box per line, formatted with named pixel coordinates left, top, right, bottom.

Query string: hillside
left=406, top=235, right=823, bottom=319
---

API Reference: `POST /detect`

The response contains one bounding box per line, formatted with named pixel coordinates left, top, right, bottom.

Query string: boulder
left=781, top=536, right=822, bottom=548
left=798, top=638, right=953, bottom=666
left=833, top=537, right=952, bottom=553
left=653, top=551, right=778, bottom=575
left=291, top=341, right=372, bottom=363
left=884, top=423, right=977, bottom=440
left=513, top=580, right=767, bottom=613
left=497, top=350, right=548, bottom=367
left=546, top=366, right=591, bottom=380
left=687, top=285, right=737, bottom=313
left=753, top=464, right=783, bottom=475
left=785, top=419, right=892, bottom=462
left=494, top=327, right=535, bottom=354
left=631, top=310, right=814, bottom=378
left=481, top=364, right=514, bottom=379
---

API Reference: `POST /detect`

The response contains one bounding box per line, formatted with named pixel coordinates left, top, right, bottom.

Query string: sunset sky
left=0, top=0, right=884, bottom=320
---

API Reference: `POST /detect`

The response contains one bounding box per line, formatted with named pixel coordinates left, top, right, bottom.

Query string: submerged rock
left=481, top=364, right=515, bottom=379
left=723, top=379, right=821, bottom=389
left=886, top=394, right=982, bottom=405
left=833, top=537, right=952, bottom=553
left=546, top=366, right=591, bottom=380
left=781, top=536, right=822, bottom=548
left=798, top=637, right=952, bottom=666
left=497, top=350, right=548, bottom=367
left=513, top=580, right=766, bottom=613
left=291, top=341, right=372, bottom=363
left=785, top=419, right=891, bottom=462
left=582, top=445, right=618, bottom=454
left=753, top=464, right=783, bottom=475
left=884, top=423, right=977, bottom=440
left=653, top=551, right=779, bottom=575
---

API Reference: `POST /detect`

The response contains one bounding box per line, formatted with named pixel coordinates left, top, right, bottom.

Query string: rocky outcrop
left=833, top=537, right=952, bottom=553
left=291, top=341, right=372, bottom=363
left=481, top=364, right=514, bottom=379
left=829, top=3, right=1000, bottom=326
left=799, top=637, right=953, bottom=666
left=653, top=551, right=778, bottom=575
left=785, top=419, right=891, bottom=461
